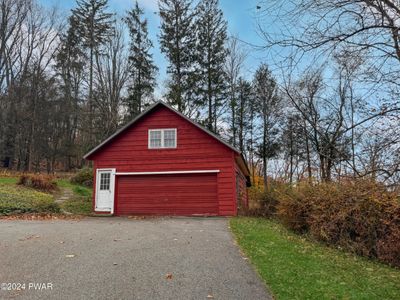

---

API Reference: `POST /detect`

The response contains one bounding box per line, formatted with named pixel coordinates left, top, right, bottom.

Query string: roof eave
left=84, top=101, right=242, bottom=160
left=83, top=101, right=162, bottom=160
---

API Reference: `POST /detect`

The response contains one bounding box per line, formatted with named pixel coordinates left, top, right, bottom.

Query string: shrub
left=17, top=174, right=58, bottom=192
left=274, top=180, right=400, bottom=267
left=376, top=205, right=400, bottom=267
left=70, top=168, right=93, bottom=187
left=246, top=181, right=288, bottom=218
left=244, top=187, right=267, bottom=216
left=275, top=182, right=314, bottom=233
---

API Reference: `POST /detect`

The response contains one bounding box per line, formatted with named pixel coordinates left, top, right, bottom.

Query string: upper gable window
left=148, top=129, right=177, bottom=149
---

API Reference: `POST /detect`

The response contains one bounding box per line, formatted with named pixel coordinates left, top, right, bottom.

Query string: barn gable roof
left=83, top=101, right=250, bottom=177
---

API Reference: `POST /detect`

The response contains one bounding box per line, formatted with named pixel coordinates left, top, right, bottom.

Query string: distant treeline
left=0, top=0, right=399, bottom=187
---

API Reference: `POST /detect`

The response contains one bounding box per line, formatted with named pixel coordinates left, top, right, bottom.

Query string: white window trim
left=148, top=128, right=177, bottom=149
left=115, top=170, right=220, bottom=176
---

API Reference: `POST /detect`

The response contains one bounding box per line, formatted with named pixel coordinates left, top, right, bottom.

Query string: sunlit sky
left=40, top=0, right=270, bottom=94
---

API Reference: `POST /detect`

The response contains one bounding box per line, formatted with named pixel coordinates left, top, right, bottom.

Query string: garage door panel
left=116, top=173, right=218, bottom=215
left=118, top=192, right=218, bottom=197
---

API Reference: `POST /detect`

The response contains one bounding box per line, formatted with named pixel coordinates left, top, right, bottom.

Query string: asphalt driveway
left=0, top=217, right=271, bottom=300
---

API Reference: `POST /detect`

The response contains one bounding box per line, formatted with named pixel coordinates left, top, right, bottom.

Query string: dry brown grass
left=17, top=174, right=58, bottom=192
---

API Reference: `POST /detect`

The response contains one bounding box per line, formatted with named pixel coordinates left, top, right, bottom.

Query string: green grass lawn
left=60, top=197, right=92, bottom=215
left=57, top=179, right=92, bottom=215
left=0, top=178, right=59, bottom=215
left=230, top=217, right=400, bottom=300
left=57, top=179, right=92, bottom=197
left=0, top=177, right=18, bottom=185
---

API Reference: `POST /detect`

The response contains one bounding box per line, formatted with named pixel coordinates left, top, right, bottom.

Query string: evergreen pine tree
left=253, top=63, right=282, bottom=189
left=55, top=15, right=86, bottom=169
left=225, top=37, right=246, bottom=147
left=159, top=0, right=196, bottom=114
left=194, top=0, right=227, bottom=132
left=235, top=78, right=252, bottom=153
left=72, top=0, right=114, bottom=145
left=55, top=15, right=86, bottom=100
left=124, top=1, right=157, bottom=117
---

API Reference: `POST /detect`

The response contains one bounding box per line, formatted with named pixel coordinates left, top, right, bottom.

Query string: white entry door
left=95, top=169, right=115, bottom=213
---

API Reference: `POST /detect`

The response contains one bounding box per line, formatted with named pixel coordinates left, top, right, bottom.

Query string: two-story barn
left=84, top=101, right=250, bottom=216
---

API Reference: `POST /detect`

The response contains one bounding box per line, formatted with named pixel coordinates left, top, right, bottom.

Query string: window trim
left=148, top=128, right=177, bottom=149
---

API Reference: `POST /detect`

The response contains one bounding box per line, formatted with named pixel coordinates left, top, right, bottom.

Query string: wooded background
left=0, top=0, right=399, bottom=187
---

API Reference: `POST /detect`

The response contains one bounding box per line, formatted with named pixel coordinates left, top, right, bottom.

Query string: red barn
left=84, top=101, right=250, bottom=216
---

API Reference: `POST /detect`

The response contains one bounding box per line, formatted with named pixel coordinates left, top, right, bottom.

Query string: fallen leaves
left=18, top=234, right=40, bottom=241
left=127, top=215, right=160, bottom=220
left=0, top=213, right=83, bottom=221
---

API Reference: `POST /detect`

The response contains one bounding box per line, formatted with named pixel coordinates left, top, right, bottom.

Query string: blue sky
left=40, top=0, right=267, bottom=91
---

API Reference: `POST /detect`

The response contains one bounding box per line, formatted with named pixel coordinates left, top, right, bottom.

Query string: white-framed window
left=148, top=128, right=177, bottom=149
left=99, top=172, right=111, bottom=190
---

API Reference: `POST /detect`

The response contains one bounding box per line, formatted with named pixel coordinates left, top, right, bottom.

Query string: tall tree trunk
left=88, top=45, right=93, bottom=145
left=231, top=101, right=236, bottom=147
left=320, top=154, right=326, bottom=181
left=350, top=91, right=356, bottom=177
left=289, top=129, right=294, bottom=184
left=263, top=116, right=268, bottom=190
left=263, top=155, right=268, bottom=190
left=304, top=122, right=312, bottom=182
left=26, top=77, right=38, bottom=172
left=208, top=62, right=213, bottom=131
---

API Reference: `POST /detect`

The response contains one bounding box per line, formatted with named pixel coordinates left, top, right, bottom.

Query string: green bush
left=70, top=168, right=93, bottom=187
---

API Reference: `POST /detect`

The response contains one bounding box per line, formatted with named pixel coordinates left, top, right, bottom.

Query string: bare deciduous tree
left=94, top=23, right=129, bottom=139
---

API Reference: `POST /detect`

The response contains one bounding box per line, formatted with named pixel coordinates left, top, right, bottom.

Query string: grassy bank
left=0, top=178, right=59, bottom=215
left=57, top=179, right=92, bottom=215
left=0, top=177, right=92, bottom=216
left=230, top=217, right=400, bottom=300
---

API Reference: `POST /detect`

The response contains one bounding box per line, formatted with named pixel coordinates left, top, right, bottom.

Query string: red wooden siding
left=116, top=173, right=218, bottom=215
left=91, top=105, right=237, bottom=215
left=235, top=162, right=248, bottom=210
